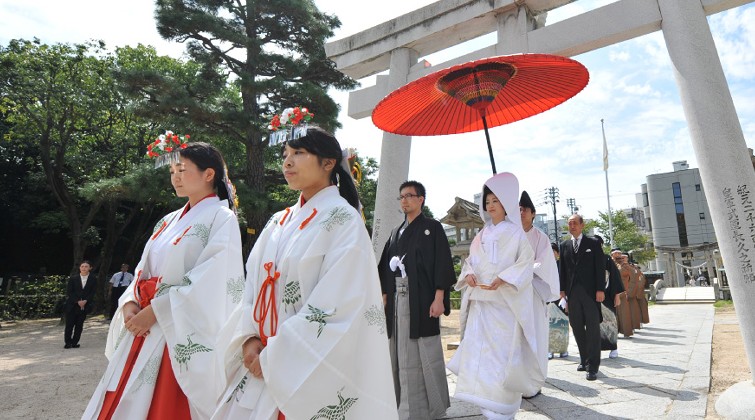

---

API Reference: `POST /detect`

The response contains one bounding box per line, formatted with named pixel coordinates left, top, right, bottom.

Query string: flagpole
left=602, top=119, right=615, bottom=248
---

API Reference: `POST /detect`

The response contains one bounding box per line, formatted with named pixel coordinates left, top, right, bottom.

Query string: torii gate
left=326, top=0, right=755, bottom=410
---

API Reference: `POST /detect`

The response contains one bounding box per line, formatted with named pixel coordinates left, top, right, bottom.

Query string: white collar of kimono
left=182, top=195, right=222, bottom=214
left=479, top=172, right=522, bottom=230
left=294, top=185, right=339, bottom=214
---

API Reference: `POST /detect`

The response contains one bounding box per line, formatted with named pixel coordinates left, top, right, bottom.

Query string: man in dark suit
left=559, top=215, right=605, bottom=380
left=64, top=260, right=97, bottom=349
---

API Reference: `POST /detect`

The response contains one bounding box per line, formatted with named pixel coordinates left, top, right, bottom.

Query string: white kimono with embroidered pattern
left=214, top=186, right=398, bottom=420
left=83, top=197, right=244, bottom=420
left=522, top=226, right=560, bottom=396
left=447, top=173, right=537, bottom=419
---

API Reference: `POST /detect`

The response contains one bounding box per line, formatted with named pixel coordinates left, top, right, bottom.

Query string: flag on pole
left=602, top=121, right=609, bottom=171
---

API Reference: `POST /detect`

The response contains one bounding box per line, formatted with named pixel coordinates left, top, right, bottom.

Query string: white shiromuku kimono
left=83, top=197, right=244, bottom=420
left=447, top=173, right=536, bottom=420
left=522, top=226, right=560, bottom=396
left=214, top=186, right=398, bottom=420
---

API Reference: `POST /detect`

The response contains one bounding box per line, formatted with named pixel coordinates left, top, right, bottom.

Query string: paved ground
left=0, top=304, right=715, bottom=419
left=442, top=304, right=714, bottom=419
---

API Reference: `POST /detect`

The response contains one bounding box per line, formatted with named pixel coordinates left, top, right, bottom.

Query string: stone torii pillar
left=370, top=48, right=418, bottom=255
left=659, top=0, right=755, bottom=414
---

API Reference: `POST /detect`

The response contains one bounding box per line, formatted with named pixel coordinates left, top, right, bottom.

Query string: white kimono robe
left=83, top=197, right=244, bottom=420
left=214, top=186, right=398, bottom=420
left=522, top=226, right=560, bottom=396
left=447, top=172, right=536, bottom=420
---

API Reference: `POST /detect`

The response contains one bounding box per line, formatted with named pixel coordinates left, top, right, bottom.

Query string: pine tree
left=149, top=0, right=357, bottom=246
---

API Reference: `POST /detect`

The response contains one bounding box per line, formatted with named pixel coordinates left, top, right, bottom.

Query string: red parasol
left=372, top=54, right=589, bottom=174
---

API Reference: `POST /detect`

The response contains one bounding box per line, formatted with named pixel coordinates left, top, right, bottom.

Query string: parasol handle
left=481, top=114, right=497, bottom=174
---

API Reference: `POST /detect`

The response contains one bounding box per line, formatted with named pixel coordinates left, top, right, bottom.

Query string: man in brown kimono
left=611, top=250, right=634, bottom=337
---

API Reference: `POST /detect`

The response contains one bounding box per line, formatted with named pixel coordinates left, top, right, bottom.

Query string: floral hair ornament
left=222, top=164, right=239, bottom=213
left=340, top=148, right=367, bottom=221
left=267, top=106, right=314, bottom=146
left=146, top=130, right=190, bottom=168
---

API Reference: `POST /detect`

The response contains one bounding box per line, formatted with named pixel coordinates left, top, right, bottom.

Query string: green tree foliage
left=0, top=40, right=191, bottom=306
left=0, top=39, right=124, bottom=270
left=585, top=210, right=656, bottom=264
left=120, top=0, right=358, bottom=249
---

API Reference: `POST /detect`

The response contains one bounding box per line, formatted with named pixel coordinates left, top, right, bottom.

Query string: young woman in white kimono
left=447, top=172, right=537, bottom=420
left=214, top=125, right=397, bottom=420
left=83, top=140, right=244, bottom=420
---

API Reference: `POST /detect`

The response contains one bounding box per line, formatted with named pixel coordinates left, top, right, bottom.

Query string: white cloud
left=608, top=50, right=630, bottom=62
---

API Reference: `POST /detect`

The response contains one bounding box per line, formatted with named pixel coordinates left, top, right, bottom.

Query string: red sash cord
left=253, top=262, right=280, bottom=346
left=137, top=277, right=160, bottom=308
left=249, top=265, right=286, bottom=419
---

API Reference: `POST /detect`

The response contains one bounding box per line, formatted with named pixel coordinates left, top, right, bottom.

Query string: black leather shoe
left=72, top=344, right=80, bottom=348
left=64, top=344, right=72, bottom=349
left=586, top=371, right=598, bottom=381
left=577, top=364, right=587, bottom=372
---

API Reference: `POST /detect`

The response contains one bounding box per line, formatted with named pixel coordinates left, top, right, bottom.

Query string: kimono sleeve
left=431, top=220, right=456, bottom=291
left=215, top=212, right=280, bottom=397
left=608, top=259, right=624, bottom=295
left=496, top=232, right=535, bottom=292
left=258, top=210, right=397, bottom=419
left=150, top=207, right=244, bottom=418
left=455, top=234, right=481, bottom=291
left=377, top=235, right=392, bottom=295
left=532, top=232, right=561, bottom=302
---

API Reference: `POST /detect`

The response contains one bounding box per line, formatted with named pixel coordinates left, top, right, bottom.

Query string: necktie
left=118, top=272, right=125, bottom=287
left=573, top=238, right=579, bottom=253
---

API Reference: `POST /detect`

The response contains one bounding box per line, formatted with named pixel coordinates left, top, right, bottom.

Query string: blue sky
left=1, top=0, right=753, bottom=221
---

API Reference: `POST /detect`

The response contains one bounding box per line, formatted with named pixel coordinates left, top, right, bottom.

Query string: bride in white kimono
left=83, top=140, right=244, bottom=420
left=447, top=172, right=537, bottom=420
left=214, top=125, right=397, bottom=420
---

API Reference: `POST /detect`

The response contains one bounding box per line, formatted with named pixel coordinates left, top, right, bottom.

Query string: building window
left=673, top=182, right=688, bottom=246
left=700, top=213, right=705, bottom=220
left=695, top=184, right=701, bottom=191
left=643, top=192, right=649, bottom=207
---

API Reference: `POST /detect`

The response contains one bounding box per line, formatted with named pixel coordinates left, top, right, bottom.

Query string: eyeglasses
left=397, top=194, right=419, bottom=201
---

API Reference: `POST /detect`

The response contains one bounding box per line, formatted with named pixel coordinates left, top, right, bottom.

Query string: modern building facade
left=636, top=161, right=719, bottom=286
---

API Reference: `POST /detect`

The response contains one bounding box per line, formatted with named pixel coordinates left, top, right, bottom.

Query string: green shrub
left=0, top=275, right=67, bottom=320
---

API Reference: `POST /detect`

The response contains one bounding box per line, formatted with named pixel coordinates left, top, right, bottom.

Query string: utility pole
left=544, top=187, right=560, bottom=242
left=566, top=198, right=579, bottom=215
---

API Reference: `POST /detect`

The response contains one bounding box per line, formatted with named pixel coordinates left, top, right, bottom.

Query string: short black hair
left=179, top=142, right=233, bottom=209
left=80, top=260, right=92, bottom=266
left=399, top=180, right=426, bottom=199
left=286, top=126, right=360, bottom=210
left=551, top=242, right=559, bottom=252
left=594, top=235, right=604, bottom=245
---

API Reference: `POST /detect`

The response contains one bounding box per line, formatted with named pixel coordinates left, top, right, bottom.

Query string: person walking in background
left=378, top=180, right=454, bottom=420
left=559, top=214, right=605, bottom=381
left=64, top=260, right=97, bottom=349
left=611, top=249, right=634, bottom=338
left=519, top=191, right=560, bottom=399
left=83, top=136, right=244, bottom=420
left=619, top=253, right=643, bottom=330
left=548, top=242, right=570, bottom=360
left=630, top=255, right=650, bottom=325
left=448, top=172, right=536, bottom=419
left=108, top=264, right=133, bottom=319
left=595, top=236, right=625, bottom=359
